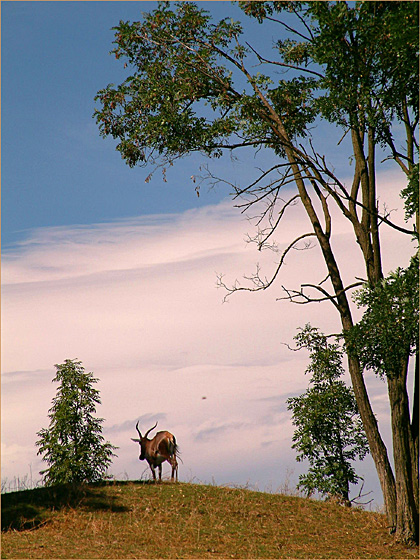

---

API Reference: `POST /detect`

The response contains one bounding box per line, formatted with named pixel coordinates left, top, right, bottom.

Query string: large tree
left=94, top=1, right=418, bottom=544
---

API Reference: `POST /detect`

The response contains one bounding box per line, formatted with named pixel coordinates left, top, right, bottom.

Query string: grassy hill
left=1, top=481, right=418, bottom=559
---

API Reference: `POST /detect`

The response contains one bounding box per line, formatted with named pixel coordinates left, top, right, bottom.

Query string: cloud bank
left=2, top=174, right=415, bottom=503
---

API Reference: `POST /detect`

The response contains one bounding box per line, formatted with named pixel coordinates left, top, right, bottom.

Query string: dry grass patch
left=2, top=481, right=418, bottom=558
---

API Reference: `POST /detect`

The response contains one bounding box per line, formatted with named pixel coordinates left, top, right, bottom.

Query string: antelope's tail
left=169, top=435, right=181, bottom=461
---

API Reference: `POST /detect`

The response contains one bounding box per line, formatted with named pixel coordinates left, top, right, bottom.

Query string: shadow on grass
left=1, top=481, right=134, bottom=532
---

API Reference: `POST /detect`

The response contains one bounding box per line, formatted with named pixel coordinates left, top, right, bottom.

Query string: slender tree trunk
left=323, top=247, right=398, bottom=530
left=347, top=128, right=403, bottom=531
left=347, top=354, right=397, bottom=530
left=355, top=126, right=417, bottom=543
left=350, top=128, right=383, bottom=285
left=387, top=359, right=419, bottom=545
left=412, top=352, right=419, bottom=507
left=283, top=146, right=398, bottom=531
left=367, top=127, right=382, bottom=281
left=266, top=106, right=399, bottom=532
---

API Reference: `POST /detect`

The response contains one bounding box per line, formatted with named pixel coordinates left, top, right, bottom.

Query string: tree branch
left=217, top=232, right=316, bottom=301
left=262, top=14, right=312, bottom=42
left=245, top=41, right=324, bottom=79
left=277, top=280, right=364, bottom=311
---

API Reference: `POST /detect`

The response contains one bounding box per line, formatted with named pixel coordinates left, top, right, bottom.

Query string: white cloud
left=1, top=173, right=415, bottom=503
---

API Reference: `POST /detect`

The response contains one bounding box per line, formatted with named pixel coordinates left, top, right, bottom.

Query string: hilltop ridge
left=1, top=481, right=418, bottom=558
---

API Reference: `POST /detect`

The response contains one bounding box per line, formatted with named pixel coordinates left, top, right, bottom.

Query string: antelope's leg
left=150, top=465, right=156, bottom=481
left=170, top=457, right=178, bottom=482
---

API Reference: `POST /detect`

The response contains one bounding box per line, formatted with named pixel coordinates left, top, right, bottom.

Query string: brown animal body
left=131, top=421, right=178, bottom=482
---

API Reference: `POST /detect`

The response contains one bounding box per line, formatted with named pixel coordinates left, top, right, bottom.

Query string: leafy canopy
left=94, top=1, right=321, bottom=169
left=94, top=1, right=418, bottom=172
left=346, top=256, right=419, bottom=378
left=36, top=359, right=117, bottom=486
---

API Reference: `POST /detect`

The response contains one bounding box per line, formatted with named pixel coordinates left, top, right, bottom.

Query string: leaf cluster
left=94, top=1, right=418, bottom=177
left=287, top=325, right=369, bottom=501
left=239, top=1, right=303, bottom=24
left=346, top=256, right=419, bottom=378
left=93, top=1, right=319, bottom=169
left=94, top=2, right=243, bottom=166
left=400, top=163, right=419, bottom=224
left=309, top=1, right=419, bottom=141
left=36, top=359, right=117, bottom=486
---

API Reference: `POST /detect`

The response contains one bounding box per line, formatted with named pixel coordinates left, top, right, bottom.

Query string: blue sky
left=2, top=0, right=353, bottom=249
left=1, top=1, right=415, bottom=506
left=2, top=1, right=220, bottom=246
left=2, top=0, right=290, bottom=248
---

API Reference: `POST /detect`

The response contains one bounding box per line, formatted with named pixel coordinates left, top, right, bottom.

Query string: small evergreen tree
left=287, top=325, right=369, bottom=504
left=36, top=359, right=117, bottom=486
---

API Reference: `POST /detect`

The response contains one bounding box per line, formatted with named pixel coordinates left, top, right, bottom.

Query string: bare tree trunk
left=282, top=145, right=398, bottom=531
left=412, top=352, right=419, bottom=509
left=387, top=359, right=419, bottom=545
left=347, top=354, right=397, bottom=531
left=345, top=127, right=402, bottom=531
left=320, top=242, right=398, bottom=531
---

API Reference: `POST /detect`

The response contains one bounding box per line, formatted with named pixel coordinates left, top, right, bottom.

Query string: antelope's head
left=131, top=421, right=158, bottom=461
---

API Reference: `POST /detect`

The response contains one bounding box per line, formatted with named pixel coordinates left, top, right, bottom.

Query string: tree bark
left=387, top=360, right=419, bottom=545
left=412, top=352, right=419, bottom=505
left=317, top=226, right=398, bottom=531
left=281, top=143, right=398, bottom=531
left=347, top=354, right=398, bottom=531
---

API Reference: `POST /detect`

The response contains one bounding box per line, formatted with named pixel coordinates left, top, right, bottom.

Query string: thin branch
left=234, top=176, right=298, bottom=213
left=351, top=479, right=374, bottom=506
left=217, top=232, right=316, bottom=301
left=263, top=15, right=312, bottom=42
left=278, top=284, right=341, bottom=311
left=232, top=162, right=296, bottom=198
left=334, top=190, right=416, bottom=236
left=259, top=194, right=301, bottom=247
left=337, top=127, right=351, bottom=146
left=244, top=194, right=301, bottom=251
left=246, top=41, right=324, bottom=79
left=209, top=139, right=273, bottom=151
left=277, top=280, right=364, bottom=311
left=299, top=141, right=416, bottom=237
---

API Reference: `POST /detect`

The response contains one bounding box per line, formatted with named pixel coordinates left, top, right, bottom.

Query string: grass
left=1, top=480, right=418, bottom=558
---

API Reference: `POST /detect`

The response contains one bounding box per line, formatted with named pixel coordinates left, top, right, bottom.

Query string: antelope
left=131, top=421, right=178, bottom=482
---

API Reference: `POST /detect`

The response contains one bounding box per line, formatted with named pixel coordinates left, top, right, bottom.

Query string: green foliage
left=346, top=256, right=419, bottom=378
left=94, top=1, right=418, bottom=173
left=36, top=360, right=117, bottom=486
left=310, top=1, right=418, bottom=124
left=94, top=1, right=242, bottom=166
left=400, top=163, right=419, bottom=224
left=93, top=1, right=318, bottom=168
left=244, top=1, right=419, bottom=139
left=239, top=1, right=304, bottom=24
left=287, top=325, right=369, bottom=502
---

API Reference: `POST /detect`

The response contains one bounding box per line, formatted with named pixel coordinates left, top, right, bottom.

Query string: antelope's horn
left=144, top=421, right=158, bottom=438
left=135, top=421, right=142, bottom=439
